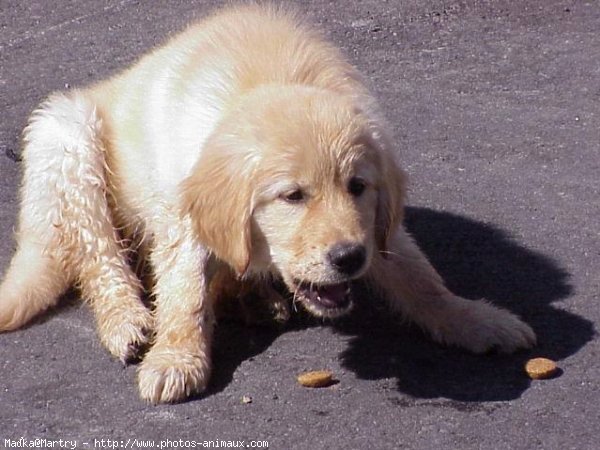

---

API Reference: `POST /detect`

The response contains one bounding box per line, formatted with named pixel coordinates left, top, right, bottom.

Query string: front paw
left=432, top=298, right=536, bottom=354
left=137, top=348, right=211, bottom=404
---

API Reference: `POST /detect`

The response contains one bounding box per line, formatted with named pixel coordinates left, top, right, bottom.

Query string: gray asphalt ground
left=1, top=1, right=599, bottom=449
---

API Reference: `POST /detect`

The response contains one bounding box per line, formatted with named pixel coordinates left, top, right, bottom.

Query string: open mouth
left=293, top=280, right=353, bottom=317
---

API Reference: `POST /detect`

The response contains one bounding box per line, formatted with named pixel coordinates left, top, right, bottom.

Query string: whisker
left=291, top=283, right=302, bottom=312
left=290, top=265, right=314, bottom=312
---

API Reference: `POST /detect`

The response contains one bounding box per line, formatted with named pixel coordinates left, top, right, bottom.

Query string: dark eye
left=348, top=177, right=367, bottom=197
left=281, top=189, right=305, bottom=203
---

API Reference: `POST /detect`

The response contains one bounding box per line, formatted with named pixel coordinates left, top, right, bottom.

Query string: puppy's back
left=192, top=4, right=364, bottom=94
left=96, top=4, right=366, bottom=108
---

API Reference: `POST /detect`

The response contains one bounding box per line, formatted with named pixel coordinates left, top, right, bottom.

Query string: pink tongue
left=317, top=283, right=347, bottom=306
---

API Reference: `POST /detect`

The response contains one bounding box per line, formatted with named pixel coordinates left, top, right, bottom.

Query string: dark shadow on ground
left=206, top=322, right=281, bottom=396
left=19, top=288, right=81, bottom=329
left=334, top=206, right=595, bottom=402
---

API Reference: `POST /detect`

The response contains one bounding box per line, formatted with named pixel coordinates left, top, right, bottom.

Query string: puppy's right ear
left=375, top=149, right=406, bottom=257
left=361, top=121, right=407, bottom=257
left=180, top=144, right=255, bottom=277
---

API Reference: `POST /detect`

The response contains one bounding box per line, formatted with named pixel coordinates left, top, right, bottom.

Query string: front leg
left=137, top=217, right=215, bottom=404
left=369, top=226, right=536, bottom=353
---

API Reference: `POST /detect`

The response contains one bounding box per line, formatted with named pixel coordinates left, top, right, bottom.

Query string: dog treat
left=297, top=370, right=334, bottom=388
left=525, top=357, right=558, bottom=379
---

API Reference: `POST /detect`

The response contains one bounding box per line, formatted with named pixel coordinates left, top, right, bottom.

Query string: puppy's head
left=182, top=86, right=405, bottom=317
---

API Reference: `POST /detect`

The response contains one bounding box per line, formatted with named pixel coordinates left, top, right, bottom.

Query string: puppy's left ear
left=180, top=145, right=254, bottom=277
left=368, top=126, right=407, bottom=257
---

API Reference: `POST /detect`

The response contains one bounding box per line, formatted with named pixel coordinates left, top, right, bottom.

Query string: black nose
left=327, top=242, right=367, bottom=276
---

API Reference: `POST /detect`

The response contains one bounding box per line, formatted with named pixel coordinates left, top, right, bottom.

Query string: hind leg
left=0, top=91, right=153, bottom=361
left=73, top=210, right=153, bottom=363
left=77, top=243, right=153, bottom=363
left=43, top=93, right=155, bottom=362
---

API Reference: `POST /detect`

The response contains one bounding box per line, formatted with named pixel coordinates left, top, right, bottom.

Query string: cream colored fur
left=0, top=4, right=535, bottom=403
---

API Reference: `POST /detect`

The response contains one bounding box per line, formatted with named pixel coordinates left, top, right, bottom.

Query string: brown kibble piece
left=525, top=357, right=558, bottom=379
left=297, top=370, right=334, bottom=388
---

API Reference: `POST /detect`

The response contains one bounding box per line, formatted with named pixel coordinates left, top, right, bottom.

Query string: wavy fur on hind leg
left=0, top=92, right=152, bottom=361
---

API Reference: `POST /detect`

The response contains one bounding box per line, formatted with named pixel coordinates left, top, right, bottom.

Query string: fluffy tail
left=0, top=91, right=103, bottom=330
left=0, top=240, right=69, bottom=330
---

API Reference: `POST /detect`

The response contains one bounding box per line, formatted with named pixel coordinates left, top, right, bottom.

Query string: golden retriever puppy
left=0, top=4, right=535, bottom=403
